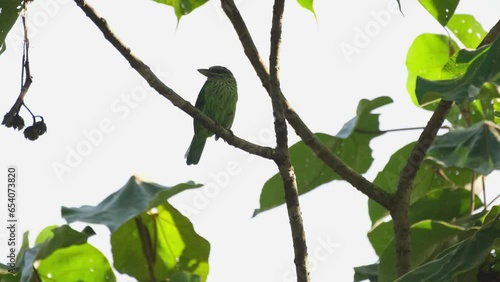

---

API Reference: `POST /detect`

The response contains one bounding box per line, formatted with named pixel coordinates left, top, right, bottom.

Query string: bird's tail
left=185, top=135, right=207, bottom=165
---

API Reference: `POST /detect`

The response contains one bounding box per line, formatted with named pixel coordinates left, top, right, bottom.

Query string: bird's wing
left=193, top=81, right=208, bottom=133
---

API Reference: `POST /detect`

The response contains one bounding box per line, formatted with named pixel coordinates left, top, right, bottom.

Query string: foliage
left=0, top=0, right=499, bottom=281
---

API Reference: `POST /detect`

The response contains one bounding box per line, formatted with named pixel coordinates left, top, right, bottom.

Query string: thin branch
left=482, top=176, right=487, bottom=211
left=4, top=2, right=32, bottom=120
left=487, top=193, right=500, bottom=209
left=470, top=172, right=476, bottom=214
left=220, top=0, right=392, bottom=210
left=391, top=19, right=500, bottom=277
left=355, top=125, right=451, bottom=134
left=73, top=0, right=275, bottom=161
left=269, top=0, right=310, bottom=281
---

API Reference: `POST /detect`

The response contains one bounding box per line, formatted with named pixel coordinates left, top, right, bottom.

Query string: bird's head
left=198, top=66, right=234, bottom=80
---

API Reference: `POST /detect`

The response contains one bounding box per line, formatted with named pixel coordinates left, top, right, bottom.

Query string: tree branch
left=391, top=19, right=500, bottom=277
left=269, top=0, right=310, bottom=281
left=73, top=0, right=275, bottom=161
left=220, top=0, right=392, bottom=210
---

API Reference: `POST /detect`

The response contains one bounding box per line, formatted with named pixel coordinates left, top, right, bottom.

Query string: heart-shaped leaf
left=427, top=120, right=500, bottom=175
left=254, top=97, right=392, bottom=216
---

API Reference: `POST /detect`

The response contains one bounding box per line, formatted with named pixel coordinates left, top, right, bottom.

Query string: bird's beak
left=198, top=68, right=211, bottom=77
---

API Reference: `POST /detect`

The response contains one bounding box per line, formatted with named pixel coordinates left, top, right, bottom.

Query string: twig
left=354, top=126, right=451, bottom=134
left=269, top=0, right=310, bottom=281
left=482, top=176, right=487, bottom=211
left=220, top=0, right=392, bottom=210
left=470, top=173, right=476, bottom=214
left=4, top=2, right=32, bottom=120
left=391, top=19, right=500, bottom=277
left=73, top=0, right=275, bottom=161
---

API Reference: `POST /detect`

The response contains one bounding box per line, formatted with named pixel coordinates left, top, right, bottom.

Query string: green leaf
left=406, top=34, right=459, bottom=105
left=394, top=209, right=500, bottom=282
left=378, top=220, right=465, bottom=282
left=154, top=0, right=209, bottom=21
left=254, top=97, right=392, bottom=216
left=111, top=202, right=210, bottom=282
left=37, top=244, right=116, bottom=282
left=62, top=176, right=208, bottom=282
left=441, top=45, right=490, bottom=80
left=354, top=263, right=378, bottom=282
left=0, top=0, right=22, bottom=55
left=416, top=35, right=500, bottom=105
left=447, top=14, right=487, bottom=48
left=172, top=271, right=202, bottom=282
left=368, top=188, right=480, bottom=256
left=427, top=121, right=500, bottom=175
left=368, top=142, right=473, bottom=226
left=62, top=176, right=202, bottom=232
left=418, top=0, right=459, bottom=26
left=15, top=225, right=114, bottom=282
left=296, top=0, right=316, bottom=18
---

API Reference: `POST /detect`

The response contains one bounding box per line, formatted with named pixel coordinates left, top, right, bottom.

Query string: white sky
left=0, top=0, right=499, bottom=281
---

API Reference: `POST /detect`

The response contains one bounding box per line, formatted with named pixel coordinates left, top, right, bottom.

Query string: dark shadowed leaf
left=368, top=188, right=482, bottom=255
left=354, top=263, right=379, bottom=282
left=0, top=0, right=22, bottom=55
left=378, top=220, right=465, bottom=282
left=62, top=176, right=201, bottom=232
left=62, top=176, right=208, bottom=282
left=427, top=121, right=500, bottom=175
left=394, top=207, right=500, bottom=282
left=418, top=0, right=459, bottom=26
left=254, top=97, right=392, bottom=216
left=416, top=35, right=500, bottom=105
left=172, top=271, right=202, bottom=282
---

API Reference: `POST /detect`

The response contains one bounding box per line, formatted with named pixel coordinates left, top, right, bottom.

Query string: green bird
left=185, top=66, right=238, bottom=165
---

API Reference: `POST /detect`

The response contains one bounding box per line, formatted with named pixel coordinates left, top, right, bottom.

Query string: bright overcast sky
left=1, top=0, right=499, bottom=281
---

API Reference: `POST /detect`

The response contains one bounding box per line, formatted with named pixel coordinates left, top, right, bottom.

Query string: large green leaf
left=62, top=176, right=201, bottom=232
left=296, top=0, right=316, bottom=18
left=111, top=202, right=210, bottom=282
left=406, top=34, right=459, bottom=105
left=368, top=142, right=473, bottom=226
left=14, top=225, right=114, bottom=282
left=378, top=220, right=465, bottom=282
left=416, top=35, right=500, bottom=105
left=254, top=97, right=392, bottom=216
left=394, top=207, right=500, bottom=282
left=354, top=263, right=378, bottom=282
left=446, top=14, right=487, bottom=48
left=427, top=121, right=500, bottom=175
left=62, top=176, right=208, bottom=282
left=0, top=0, right=22, bottom=55
left=368, top=188, right=482, bottom=255
left=37, top=243, right=115, bottom=282
left=154, top=0, right=209, bottom=21
left=418, top=0, right=459, bottom=26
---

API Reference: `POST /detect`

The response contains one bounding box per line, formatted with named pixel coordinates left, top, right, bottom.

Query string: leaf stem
left=355, top=126, right=451, bottom=134
left=135, top=217, right=157, bottom=282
